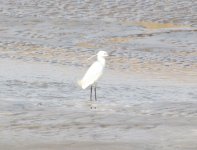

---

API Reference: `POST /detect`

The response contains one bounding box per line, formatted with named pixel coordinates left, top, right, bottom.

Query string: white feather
left=80, top=61, right=103, bottom=89
left=78, top=51, right=108, bottom=89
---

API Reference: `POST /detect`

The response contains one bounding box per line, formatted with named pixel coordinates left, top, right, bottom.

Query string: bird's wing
left=80, top=62, right=103, bottom=89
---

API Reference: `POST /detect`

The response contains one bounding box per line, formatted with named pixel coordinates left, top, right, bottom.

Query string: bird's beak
left=87, top=54, right=96, bottom=60
left=108, top=50, right=116, bottom=56
left=104, top=53, right=109, bottom=57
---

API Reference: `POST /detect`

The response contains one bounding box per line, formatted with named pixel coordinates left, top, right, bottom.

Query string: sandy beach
left=0, top=0, right=197, bottom=150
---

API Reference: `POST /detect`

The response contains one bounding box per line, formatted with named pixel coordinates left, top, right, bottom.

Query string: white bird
left=78, top=51, right=108, bottom=101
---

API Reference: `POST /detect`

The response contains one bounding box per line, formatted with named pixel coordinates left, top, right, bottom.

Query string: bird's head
left=87, top=51, right=108, bottom=61
left=97, top=51, right=108, bottom=57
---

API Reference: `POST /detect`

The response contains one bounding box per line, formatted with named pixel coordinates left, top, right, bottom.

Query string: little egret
left=78, top=51, right=108, bottom=101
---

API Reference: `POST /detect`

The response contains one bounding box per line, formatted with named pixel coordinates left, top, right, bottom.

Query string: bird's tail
left=77, top=79, right=82, bottom=87
left=77, top=79, right=87, bottom=89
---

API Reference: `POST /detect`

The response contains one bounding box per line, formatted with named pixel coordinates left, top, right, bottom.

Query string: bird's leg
left=94, top=83, right=97, bottom=101
left=90, top=85, right=93, bottom=101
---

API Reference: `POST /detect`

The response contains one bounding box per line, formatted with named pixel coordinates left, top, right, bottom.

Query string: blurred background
left=0, top=1, right=197, bottom=150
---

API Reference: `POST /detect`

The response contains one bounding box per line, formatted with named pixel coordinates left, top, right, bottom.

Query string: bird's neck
left=97, top=56, right=105, bottom=66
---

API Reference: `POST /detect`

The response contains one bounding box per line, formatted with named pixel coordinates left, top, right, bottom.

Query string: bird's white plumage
left=79, top=51, right=108, bottom=89
left=80, top=61, right=103, bottom=89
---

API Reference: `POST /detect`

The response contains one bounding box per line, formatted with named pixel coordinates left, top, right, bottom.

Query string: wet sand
left=0, top=0, right=197, bottom=150
left=0, top=59, right=197, bottom=150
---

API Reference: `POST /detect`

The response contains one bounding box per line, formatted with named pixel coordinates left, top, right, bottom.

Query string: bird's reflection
left=89, top=101, right=97, bottom=109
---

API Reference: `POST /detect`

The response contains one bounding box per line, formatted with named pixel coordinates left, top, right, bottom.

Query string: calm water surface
left=0, top=1, right=197, bottom=150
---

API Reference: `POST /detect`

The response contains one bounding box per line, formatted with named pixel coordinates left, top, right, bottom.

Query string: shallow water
left=0, top=0, right=197, bottom=150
